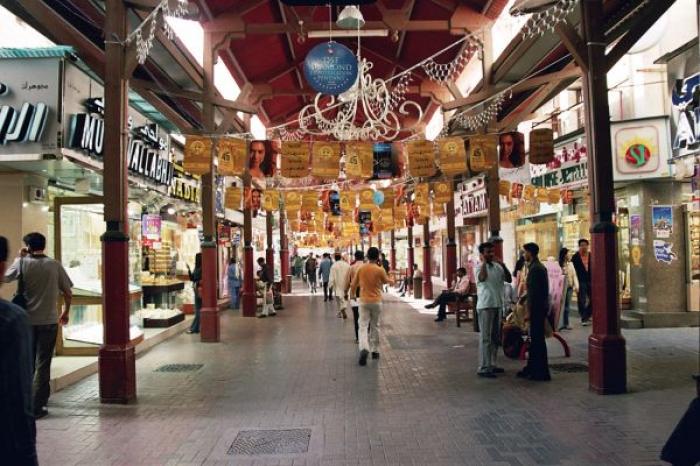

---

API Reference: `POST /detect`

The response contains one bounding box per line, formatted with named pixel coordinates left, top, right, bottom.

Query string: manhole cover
left=154, top=364, right=203, bottom=373
left=227, top=429, right=311, bottom=455
left=549, top=363, right=588, bottom=373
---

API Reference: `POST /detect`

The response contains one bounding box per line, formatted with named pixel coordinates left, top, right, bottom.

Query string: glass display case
left=515, top=215, right=559, bottom=260
left=685, top=208, right=700, bottom=311
left=53, top=197, right=144, bottom=355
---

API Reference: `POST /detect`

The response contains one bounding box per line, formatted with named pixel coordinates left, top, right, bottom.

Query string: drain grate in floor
left=549, top=363, right=589, bottom=373
left=154, top=363, right=203, bottom=373
left=227, top=429, right=311, bottom=455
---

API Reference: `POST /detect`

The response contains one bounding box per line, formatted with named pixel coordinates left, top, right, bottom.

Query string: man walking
left=305, top=254, right=317, bottom=293
left=5, top=232, right=73, bottom=418
left=319, top=253, right=333, bottom=302
left=348, top=247, right=394, bottom=366
left=517, top=242, right=551, bottom=381
left=328, top=253, right=351, bottom=318
left=475, top=242, right=510, bottom=378
left=0, top=236, right=38, bottom=465
left=424, top=267, right=470, bottom=322
left=346, top=250, right=365, bottom=342
left=571, top=238, right=592, bottom=326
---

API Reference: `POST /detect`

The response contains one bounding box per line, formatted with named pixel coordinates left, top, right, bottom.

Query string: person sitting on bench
left=424, top=267, right=470, bottom=322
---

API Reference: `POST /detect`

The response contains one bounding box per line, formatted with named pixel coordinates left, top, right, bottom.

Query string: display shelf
left=685, top=208, right=700, bottom=312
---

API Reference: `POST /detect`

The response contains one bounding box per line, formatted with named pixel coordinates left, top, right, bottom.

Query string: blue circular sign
left=303, top=41, right=358, bottom=95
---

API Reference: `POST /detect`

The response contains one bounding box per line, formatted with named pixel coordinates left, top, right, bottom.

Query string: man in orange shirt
left=348, top=247, right=394, bottom=366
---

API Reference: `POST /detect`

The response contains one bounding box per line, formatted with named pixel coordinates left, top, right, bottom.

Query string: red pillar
left=199, top=32, right=219, bottom=342
left=240, top=176, right=257, bottom=317
left=279, top=209, right=290, bottom=293
left=265, top=211, right=274, bottom=277
left=582, top=0, right=626, bottom=394
left=99, top=0, right=135, bottom=404
left=422, top=221, right=433, bottom=299
left=407, top=225, right=414, bottom=276
left=390, top=229, right=396, bottom=271
left=445, top=198, right=457, bottom=288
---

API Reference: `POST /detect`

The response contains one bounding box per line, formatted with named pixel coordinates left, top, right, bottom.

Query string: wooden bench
left=447, top=294, right=478, bottom=329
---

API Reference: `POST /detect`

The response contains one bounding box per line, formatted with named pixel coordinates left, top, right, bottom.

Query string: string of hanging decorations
left=421, top=37, right=482, bottom=84
left=515, top=0, right=578, bottom=40
left=125, top=0, right=189, bottom=64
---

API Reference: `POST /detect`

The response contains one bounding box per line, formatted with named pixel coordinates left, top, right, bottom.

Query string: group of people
left=1, top=233, right=74, bottom=464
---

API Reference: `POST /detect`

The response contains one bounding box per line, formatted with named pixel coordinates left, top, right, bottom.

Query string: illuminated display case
left=53, top=197, right=143, bottom=355
left=685, top=208, right=700, bottom=312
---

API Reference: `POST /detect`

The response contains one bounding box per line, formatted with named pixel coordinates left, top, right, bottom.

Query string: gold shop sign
left=437, top=137, right=467, bottom=175
left=406, top=140, right=436, bottom=177
left=381, top=187, right=395, bottom=208
left=468, top=135, right=498, bottom=172
left=262, top=189, right=280, bottom=211
left=535, top=187, right=549, bottom=203
left=529, top=128, right=555, bottom=165
left=499, top=180, right=511, bottom=197
left=547, top=188, right=561, bottom=204
left=311, top=142, right=340, bottom=178
left=345, top=142, right=373, bottom=179
left=359, top=189, right=375, bottom=210
left=522, top=184, right=535, bottom=201
left=339, top=191, right=356, bottom=212
left=432, top=181, right=452, bottom=204
left=184, top=136, right=212, bottom=175
left=224, top=188, right=242, bottom=210
left=301, top=191, right=318, bottom=210
left=217, top=137, right=246, bottom=176
left=281, top=141, right=310, bottom=178
left=284, top=190, right=302, bottom=212
left=413, top=183, right=430, bottom=207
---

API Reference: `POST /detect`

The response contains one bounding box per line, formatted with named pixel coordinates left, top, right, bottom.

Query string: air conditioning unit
left=28, top=186, right=47, bottom=203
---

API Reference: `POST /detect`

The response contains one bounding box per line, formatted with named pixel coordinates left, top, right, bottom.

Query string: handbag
left=11, top=258, right=27, bottom=309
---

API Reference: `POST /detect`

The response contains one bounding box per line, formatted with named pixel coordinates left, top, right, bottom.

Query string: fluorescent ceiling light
left=307, top=29, right=388, bottom=38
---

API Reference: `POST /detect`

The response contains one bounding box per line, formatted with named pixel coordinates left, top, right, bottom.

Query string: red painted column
left=581, top=0, right=626, bottom=394
left=445, top=198, right=457, bottom=288
left=99, top=0, right=135, bottom=403
left=279, top=209, right=290, bottom=293
left=199, top=32, right=219, bottom=342
left=407, top=225, right=414, bottom=276
left=265, top=211, right=274, bottom=277
left=422, top=221, right=433, bottom=300
left=390, top=229, right=396, bottom=271
left=240, top=176, right=257, bottom=317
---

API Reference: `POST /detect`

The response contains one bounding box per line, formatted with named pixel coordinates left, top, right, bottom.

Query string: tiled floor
left=36, top=284, right=698, bottom=465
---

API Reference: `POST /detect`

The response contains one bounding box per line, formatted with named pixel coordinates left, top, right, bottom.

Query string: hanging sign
left=529, top=128, right=554, bottom=165
left=244, top=187, right=262, bottom=211
left=217, top=137, right=246, bottom=176
left=499, top=132, right=526, bottom=168
left=311, top=141, right=341, bottom=178
left=394, top=204, right=407, bottom=219
left=281, top=141, right=310, bottom=178
left=184, top=136, right=212, bottom=175
left=301, top=191, right=319, bottom=210
left=433, top=202, right=446, bottom=217
left=432, top=181, right=452, bottom=204
left=284, top=191, right=302, bottom=212
left=381, top=187, right=395, bottom=207
left=535, top=187, right=549, bottom=203
left=468, top=135, right=497, bottom=172
left=510, top=182, right=524, bottom=199
left=303, top=41, right=359, bottom=95
left=224, top=188, right=242, bottom=210
left=262, top=189, right=280, bottom=211
left=339, top=191, right=356, bottom=212
left=359, top=189, right=375, bottom=210
left=406, top=140, right=436, bottom=177
left=522, top=184, right=535, bottom=201
left=413, top=183, right=430, bottom=207
left=437, top=137, right=467, bottom=175
left=374, top=142, right=393, bottom=179
left=498, top=180, right=511, bottom=197
left=345, top=141, right=373, bottom=179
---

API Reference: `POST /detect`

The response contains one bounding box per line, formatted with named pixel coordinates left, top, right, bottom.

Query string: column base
left=588, top=333, right=627, bottom=394
left=241, top=292, right=257, bottom=317
left=98, top=343, right=136, bottom=404
left=200, top=307, right=220, bottom=342
left=422, top=279, right=434, bottom=300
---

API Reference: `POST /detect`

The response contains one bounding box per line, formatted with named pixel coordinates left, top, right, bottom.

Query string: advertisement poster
left=499, top=131, right=526, bottom=168
left=142, top=214, right=161, bottom=242
left=373, top=142, right=393, bottom=179
left=653, top=240, right=676, bottom=263
left=630, top=214, right=642, bottom=241
left=651, top=205, right=673, bottom=238
left=406, top=140, right=436, bottom=177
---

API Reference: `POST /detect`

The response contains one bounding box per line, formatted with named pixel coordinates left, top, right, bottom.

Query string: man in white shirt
left=475, top=241, right=511, bottom=378
left=424, top=267, right=470, bottom=321
left=328, top=253, right=351, bottom=318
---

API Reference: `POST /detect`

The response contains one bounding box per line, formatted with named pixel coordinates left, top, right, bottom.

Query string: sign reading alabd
left=303, top=42, right=358, bottom=95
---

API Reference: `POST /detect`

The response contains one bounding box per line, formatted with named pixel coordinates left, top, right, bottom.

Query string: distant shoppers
left=256, top=279, right=276, bottom=318
left=293, top=254, right=304, bottom=278
left=424, top=267, right=470, bottom=322
left=257, top=257, right=272, bottom=285
left=0, top=236, right=38, bottom=464
left=348, top=247, right=394, bottom=366
left=572, top=238, right=592, bottom=326
left=345, top=250, right=365, bottom=342
left=4, top=232, right=73, bottom=418
left=319, top=253, right=333, bottom=301
left=227, top=258, right=241, bottom=310
left=517, top=242, right=551, bottom=382
left=329, top=253, right=351, bottom=318
left=186, top=253, right=202, bottom=334
left=558, top=248, right=575, bottom=331
left=305, top=254, right=318, bottom=293
left=475, top=242, right=510, bottom=378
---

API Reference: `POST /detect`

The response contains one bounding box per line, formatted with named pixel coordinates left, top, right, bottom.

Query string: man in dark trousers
left=517, top=242, right=551, bottom=382
left=345, top=250, right=365, bottom=343
left=571, top=238, right=592, bottom=326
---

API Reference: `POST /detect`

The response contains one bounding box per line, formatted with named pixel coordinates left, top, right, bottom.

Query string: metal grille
left=227, top=429, right=312, bottom=455
left=154, top=364, right=203, bottom=373
left=549, top=363, right=589, bottom=373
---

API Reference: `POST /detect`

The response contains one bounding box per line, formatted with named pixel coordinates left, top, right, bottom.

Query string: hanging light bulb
left=336, top=5, right=365, bottom=29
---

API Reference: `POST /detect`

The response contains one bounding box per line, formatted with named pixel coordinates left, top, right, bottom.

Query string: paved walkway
left=37, top=283, right=698, bottom=465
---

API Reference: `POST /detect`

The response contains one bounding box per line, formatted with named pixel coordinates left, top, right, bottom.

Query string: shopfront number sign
left=344, top=142, right=373, bottom=179
left=468, top=134, right=498, bottom=172
left=303, top=42, right=359, bottom=95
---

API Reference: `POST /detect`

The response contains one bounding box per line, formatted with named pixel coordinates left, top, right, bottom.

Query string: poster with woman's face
left=499, top=132, right=525, bottom=168
left=245, top=187, right=262, bottom=212
left=249, top=140, right=275, bottom=181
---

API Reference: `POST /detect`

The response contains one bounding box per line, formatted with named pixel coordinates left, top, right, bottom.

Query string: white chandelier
left=298, top=58, right=423, bottom=141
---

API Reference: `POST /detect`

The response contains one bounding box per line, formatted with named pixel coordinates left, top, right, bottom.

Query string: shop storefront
left=458, top=177, right=489, bottom=275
